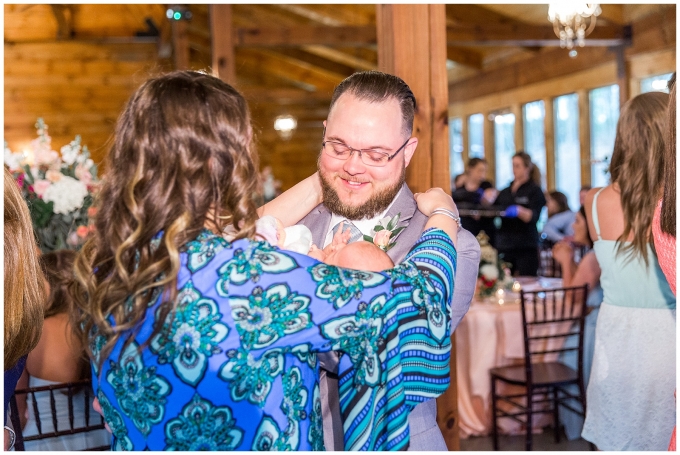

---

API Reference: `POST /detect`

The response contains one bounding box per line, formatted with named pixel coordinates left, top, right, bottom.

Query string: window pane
left=554, top=94, right=580, bottom=211
left=449, top=117, right=464, bottom=183
left=468, top=113, right=484, bottom=159
left=523, top=100, right=547, bottom=189
left=641, top=72, right=674, bottom=94
left=494, top=112, right=515, bottom=189
left=590, top=85, right=619, bottom=188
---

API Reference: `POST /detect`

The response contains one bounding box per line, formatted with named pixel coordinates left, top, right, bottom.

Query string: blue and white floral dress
left=91, top=228, right=457, bottom=451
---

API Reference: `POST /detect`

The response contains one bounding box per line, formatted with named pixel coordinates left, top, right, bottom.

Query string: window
left=450, top=117, right=464, bottom=183
left=493, top=112, right=515, bottom=189
left=554, top=93, right=580, bottom=211
left=523, top=100, right=548, bottom=189
left=589, top=85, right=619, bottom=188
left=468, top=113, right=484, bottom=159
left=641, top=72, right=674, bottom=94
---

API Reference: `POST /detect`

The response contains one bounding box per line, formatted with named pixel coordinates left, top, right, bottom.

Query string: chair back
left=519, top=284, right=589, bottom=381
left=538, top=241, right=561, bottom=277
left=8, top=378, right=109, bottom=451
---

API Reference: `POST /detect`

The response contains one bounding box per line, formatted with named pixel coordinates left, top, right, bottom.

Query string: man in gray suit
left=299, top=71, right=480, bottom=450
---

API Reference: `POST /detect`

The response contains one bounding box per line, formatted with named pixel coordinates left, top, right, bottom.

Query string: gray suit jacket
left=298, top=184, right=480, bottom=451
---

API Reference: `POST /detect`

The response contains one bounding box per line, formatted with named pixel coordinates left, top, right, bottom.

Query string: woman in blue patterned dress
left=72, top=71, right=461, bottom=451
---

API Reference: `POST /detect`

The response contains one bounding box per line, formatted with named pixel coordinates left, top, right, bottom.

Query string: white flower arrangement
left=4, top=118, right=99, bottom=252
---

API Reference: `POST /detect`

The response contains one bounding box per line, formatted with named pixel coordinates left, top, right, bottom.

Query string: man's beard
left=319, top=167, right=405, bottom=220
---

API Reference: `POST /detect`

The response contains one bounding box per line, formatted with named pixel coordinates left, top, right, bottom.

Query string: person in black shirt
left=452, top=158, right=499, bottom=243
left=494, top=151, right=546, bottom=276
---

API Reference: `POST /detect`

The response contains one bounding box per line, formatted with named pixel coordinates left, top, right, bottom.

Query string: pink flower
left=76, top=225, right=89, bottom=238
left=87, top=206, right=97, bottom=218
left=16, top=173, right=24, bottom=188
left=75, top=164, right=92, bottom=185
left=373, top=229, right=392, bottom=249
left=32, top=179, right=51, bottom=198
left=45, top=169, right=62, bottom=182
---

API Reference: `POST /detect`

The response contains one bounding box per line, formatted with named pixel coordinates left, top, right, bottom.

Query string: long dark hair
left=609, top=91, right=668, bottom=264
left=40, top=250, right=77, bottom=319
left=73, top=71, right=260, bottom=369
left=661, top=73, right=676, bottom=236
left=549, top=191, right=570, bottom=215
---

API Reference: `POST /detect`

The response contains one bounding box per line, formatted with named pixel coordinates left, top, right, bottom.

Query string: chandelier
left=274, top=115, right=297, bottom=140
left=548, top=3, right=601, bottom=49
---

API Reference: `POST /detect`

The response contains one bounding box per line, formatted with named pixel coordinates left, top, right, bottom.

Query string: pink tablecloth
left=456, top=277, right=564, bottom=438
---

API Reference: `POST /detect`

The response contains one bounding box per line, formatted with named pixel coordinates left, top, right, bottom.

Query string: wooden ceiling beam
left=301, top=45, right=376, bottom=71
left=449, top=8, right=674, bottom=104
left=234, top=25, right=376, bottom=47
left=235, top=49, right=342, bottom=93
left=446, top=47, right=483, bottom=69
left=446, top=23, right=629, bottom=47
left=240, top=87, right=332, bottom=103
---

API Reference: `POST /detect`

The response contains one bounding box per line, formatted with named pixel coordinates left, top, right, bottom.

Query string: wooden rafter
left=234, top=25, right=376, bottom=47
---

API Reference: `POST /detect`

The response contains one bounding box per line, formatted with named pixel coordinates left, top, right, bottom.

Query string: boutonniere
left=363, top=212, right=405, bottom=252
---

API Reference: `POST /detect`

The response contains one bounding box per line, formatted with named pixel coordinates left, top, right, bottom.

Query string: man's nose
left=343, top=150, right=366, bottom=175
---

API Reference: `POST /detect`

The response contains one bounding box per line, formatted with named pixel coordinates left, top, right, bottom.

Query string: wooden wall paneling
left=210, top=4, right=236, bottom=83
left=376, top=4, right=458, bottom=449
left=577, top=89, right=591, bottom=186
left=543, top=97, right=556, bottom=190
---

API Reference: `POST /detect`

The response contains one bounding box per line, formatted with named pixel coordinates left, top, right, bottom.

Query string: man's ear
left=403, top=137, right=418, bottom=167
left=323, top=120, right=327, bottom=129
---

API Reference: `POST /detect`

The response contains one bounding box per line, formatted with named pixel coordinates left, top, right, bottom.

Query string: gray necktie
left=319, top=221, right=364, bottom=450
left=331, top=220, right=364, bottom=244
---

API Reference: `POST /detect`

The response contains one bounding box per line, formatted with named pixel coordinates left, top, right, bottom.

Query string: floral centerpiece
left=476, top=230, right=513, bottom=298
left=4, top=119, right=99, bottom=252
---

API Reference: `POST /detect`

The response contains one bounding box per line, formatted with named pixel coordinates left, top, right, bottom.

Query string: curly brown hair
left=609, top=91, right=668, bottom=264
left=72, top=71, right=260, bottom=369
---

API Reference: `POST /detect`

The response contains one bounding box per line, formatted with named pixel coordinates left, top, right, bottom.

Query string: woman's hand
left=415, top=188, right=459, bottom=249
left=552, top=241, right=574, bottom=266
left=414, top=188, right=458, bottom=216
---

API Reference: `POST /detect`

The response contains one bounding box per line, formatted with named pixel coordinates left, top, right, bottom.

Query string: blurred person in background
left=651, top=73, right=676, bottom=451
left=541, top=191, right=575, bottom=244
left=4, top=167, right=46, bottom=450
left=582, top=91, right=675, bottom=451
left=452, top=158, right=498, bottom=243
left=16, top=250, right=111, bottom=450
left=493, top=151, right=546, bottom=276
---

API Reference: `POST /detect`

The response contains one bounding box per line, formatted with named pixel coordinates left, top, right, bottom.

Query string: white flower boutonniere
left=363, top=212, right=405, bottom=252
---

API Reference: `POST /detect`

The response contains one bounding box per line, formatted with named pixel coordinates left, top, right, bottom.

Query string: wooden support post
left=210, top=5, right=236, bottom=83
left=171, top=19, right=190, bottom=70
left=484, top=112, right=495, bottom=184
left=461, top=115, right=470, bottom=167
left=615, top=45, right=630, bottom=108
left=377, top=4, right=450, bottom=193
left=543, top=98, right=556, bottom=191
left=376, top=5, right=457, bottom=449
left=512, top=103, right=524, bottom=151
left=577, top=89, right=591, bottom=187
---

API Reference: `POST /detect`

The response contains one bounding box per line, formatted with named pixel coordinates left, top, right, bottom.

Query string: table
left=456, top=277, right=564, bottom=438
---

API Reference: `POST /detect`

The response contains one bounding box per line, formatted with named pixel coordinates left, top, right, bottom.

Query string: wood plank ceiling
left=4, top=4, right=672, bottom=190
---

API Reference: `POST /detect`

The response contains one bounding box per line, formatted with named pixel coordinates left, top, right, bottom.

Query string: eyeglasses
left=321, top=128, right=410, bottom=168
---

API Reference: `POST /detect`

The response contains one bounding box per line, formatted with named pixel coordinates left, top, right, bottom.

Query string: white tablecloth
left=456, top=277, right=565, bottom=438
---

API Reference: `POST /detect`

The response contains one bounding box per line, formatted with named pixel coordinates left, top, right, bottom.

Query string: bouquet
left=476, top=231, right=512, bottom=298
left=4, top=119, right=99, bottom=252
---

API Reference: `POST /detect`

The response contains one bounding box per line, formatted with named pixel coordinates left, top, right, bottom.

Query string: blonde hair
left=72, top=71, right=260, bottom=369
left=4, top=168, right=46, bottom=369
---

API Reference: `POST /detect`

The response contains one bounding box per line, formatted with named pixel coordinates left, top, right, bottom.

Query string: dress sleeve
left=221, top=228, right=456, bottom=450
